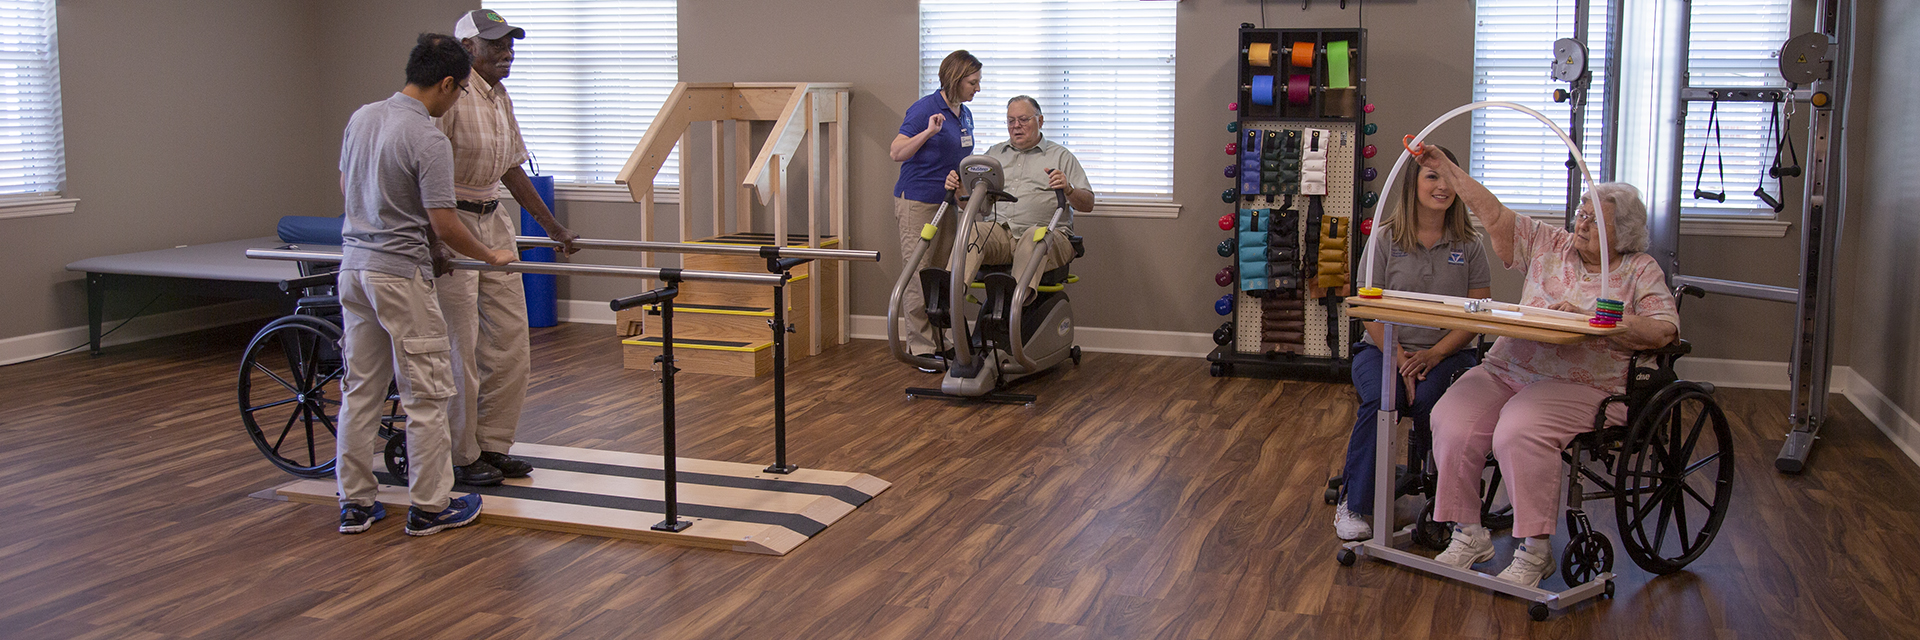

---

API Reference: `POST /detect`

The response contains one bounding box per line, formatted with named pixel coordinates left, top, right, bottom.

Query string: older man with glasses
left=943, top=95, right=1095, bottom=294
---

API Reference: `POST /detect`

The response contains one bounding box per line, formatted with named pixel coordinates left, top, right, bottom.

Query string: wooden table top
left=1345, top=296, right=1624, bottom=345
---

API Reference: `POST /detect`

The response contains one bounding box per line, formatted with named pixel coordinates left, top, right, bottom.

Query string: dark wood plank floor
left=2, top=321, right=1917, bottom=639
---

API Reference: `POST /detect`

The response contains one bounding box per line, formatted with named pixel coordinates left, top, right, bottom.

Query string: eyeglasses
left=1006, top=115, right=1037, bottom=126
left=1574, top=210, right=1595, bottom=225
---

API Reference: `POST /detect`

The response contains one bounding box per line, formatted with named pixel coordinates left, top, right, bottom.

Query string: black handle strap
left=1691, top=93, right=1726, bottom=203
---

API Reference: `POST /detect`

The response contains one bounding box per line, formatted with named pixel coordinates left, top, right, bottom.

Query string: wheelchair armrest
left=1636, top=339, right=1691, bottom=359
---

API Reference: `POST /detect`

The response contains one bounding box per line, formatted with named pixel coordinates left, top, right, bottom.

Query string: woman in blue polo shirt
left=1334, top=144, right=1492, bottom=542
left=889, top=49, right=980, bottom=361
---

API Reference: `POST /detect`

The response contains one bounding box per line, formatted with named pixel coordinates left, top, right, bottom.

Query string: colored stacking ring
left=1358, top=287, right=1384, bottom=299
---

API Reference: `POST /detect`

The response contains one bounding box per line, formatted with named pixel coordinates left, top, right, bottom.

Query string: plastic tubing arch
left=1360, top=101, right=1612, bottom=315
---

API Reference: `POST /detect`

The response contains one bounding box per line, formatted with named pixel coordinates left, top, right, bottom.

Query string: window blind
left=0, top=0, right=64, bottom=197
left=1680, top=0, right=1792, bottom=216
left=1472, top=0, right=1791, bottom=218
left=1471, top=0, right=1613, bottom=216
left=482, top=1, right=677, bottom=187
left=920, top=0, right=1177, bottom=199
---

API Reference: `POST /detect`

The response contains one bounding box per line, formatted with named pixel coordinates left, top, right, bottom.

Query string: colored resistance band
left=1327, top=41, right=1351, bottom=89
left=1251, top=75, right=1277, bottom=106
left=1248, top=42, right=1273, bottom=67
left=1287, top=74, right=1312, bottom=106
left=1289, top=41, right=1314, bottom=68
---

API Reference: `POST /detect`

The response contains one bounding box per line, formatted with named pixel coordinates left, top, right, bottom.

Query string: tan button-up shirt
left=435, top=71, right=529, bottom=202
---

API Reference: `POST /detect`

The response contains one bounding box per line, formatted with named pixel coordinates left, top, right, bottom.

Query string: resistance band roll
left=1287, top=74, right=1312, bottom=106
left=1290, top=41, right=1315, bottom=68
left=1248, top=42, right=1273, bottom=67
left=1327, top=41, right=1351, bottom=89
left=1251, top=75, right=1276, bottom=106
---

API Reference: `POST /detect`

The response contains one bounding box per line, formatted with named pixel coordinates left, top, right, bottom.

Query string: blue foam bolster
left=277, top=215, right=345, bottom=245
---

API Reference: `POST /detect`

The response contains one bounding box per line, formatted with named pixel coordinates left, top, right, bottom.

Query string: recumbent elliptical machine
left=887, top=155, right=1083, bottom=404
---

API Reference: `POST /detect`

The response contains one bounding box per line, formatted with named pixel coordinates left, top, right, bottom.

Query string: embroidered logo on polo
left=1448, top=251, right=1466, bottom=265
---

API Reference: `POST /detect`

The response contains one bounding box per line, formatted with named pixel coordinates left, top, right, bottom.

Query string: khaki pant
left=894, top=197, right=955, bottom=355
left=961, top=221, right=1076, bottom=290
left=435, top=207, right=530, bottom=466
left=337, top=268, right=456, bottom=512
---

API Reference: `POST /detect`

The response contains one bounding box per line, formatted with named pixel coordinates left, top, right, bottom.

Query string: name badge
left=1448, top=251, right=1466, bottom=265
left=959, top=129, right=973, bottom=148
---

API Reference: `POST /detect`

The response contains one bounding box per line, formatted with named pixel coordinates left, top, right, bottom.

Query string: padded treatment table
left=65, top=237, right=307, bottom=355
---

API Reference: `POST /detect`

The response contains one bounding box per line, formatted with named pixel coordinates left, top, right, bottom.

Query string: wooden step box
left=620, top=234, right=842, bottom=377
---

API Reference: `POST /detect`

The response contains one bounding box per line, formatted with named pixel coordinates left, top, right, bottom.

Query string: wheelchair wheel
left=239, top=315, right=345, bottom=477
left=1613, top=382, right=1734, bottom=574
left=383, top=431, right=409, bottom=482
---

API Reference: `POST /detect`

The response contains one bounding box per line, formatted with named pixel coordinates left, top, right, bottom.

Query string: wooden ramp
left=271, top=442, right=888, bottom=555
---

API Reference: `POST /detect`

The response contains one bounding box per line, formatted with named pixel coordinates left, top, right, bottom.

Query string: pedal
left=978, top=272, right=1018, bottom=349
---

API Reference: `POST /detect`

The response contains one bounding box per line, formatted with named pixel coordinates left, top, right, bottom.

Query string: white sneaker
left=1497, top=543, right=1558, bottom=588
left=1433, top=526, right=1495, bottom=569
left=1333, top=503, right=1373, bottom=541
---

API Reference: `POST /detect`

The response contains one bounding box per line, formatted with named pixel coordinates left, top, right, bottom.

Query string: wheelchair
left=1334, top=338, right=1735, bottom=610
left=888, top=155, right=1084, bottom=403
left=237, top=261, right=409, bottom=480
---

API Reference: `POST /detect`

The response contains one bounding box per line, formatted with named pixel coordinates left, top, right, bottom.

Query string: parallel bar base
left=1777, top=427, right=1818, bottom=474
left=905, top=386, right=1036, bottom=406
left=269, top=442, right=889, bottom=556
left=1346, top=539, right=1613, bottom=614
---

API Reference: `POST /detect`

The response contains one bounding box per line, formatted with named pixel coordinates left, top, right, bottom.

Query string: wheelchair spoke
left=271, top=402, right=303, bottom=454
left=313, top=405, right=338, bottom=437
left=1652, top=491, right=1676, bottom=552
left=1682, top=481, right=1714, bottom=511
left=252, top=361, right=299, bottom=396
left=244, top=397, right=299, bottom=413
left=1675, top=406, right=1708, bottom=465
left=305, top=412, right=317, bottom=466
left=1680, top=450, right=1722, bottom=478
left=316, top=364, right=346, bottom=390
left=300, top=333, right=323, bottom=393
left=1670, top=491, right=1690, bottom=551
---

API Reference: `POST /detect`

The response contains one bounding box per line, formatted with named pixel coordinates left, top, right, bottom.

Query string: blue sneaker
left=339, top=501, right=387, bottom=534
left=405, top=493, right=483, bottom=536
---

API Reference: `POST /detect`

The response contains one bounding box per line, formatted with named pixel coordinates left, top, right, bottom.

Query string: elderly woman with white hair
left=1407, top=143, right=1680, bottom=587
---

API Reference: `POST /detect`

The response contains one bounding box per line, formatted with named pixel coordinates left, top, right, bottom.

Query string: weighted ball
left=1226, top=142, right=1239, bottom=155
left=1227, top=121, right=1239, bottom=133
left=1361, top=144, right=1377, bottom=159
left=1229, top=101, right=1240, bottom=111
left=1218, top=214, right=1235, bottom=230
left=1361, top=191, right=1379, bottom=208
left=1362, top=122, right=1377, bottom=135
left=1215, top=266, right=1235, bottom=287
left=1224, top=164, right=1238, bottom=178
left=1215, top=294, right=1234, bottom=316
left=1362, top=167, right=1378, bottom=181
left=1363, top=103, right=1376, bottom=114
left=1217, top=239, right=1235, bottom=257
left=1359, top=218, right=1373, bottom=236
left=1213, top=323, right=1234, bottom=345
left=1221, top=189, right=1237, bottom=203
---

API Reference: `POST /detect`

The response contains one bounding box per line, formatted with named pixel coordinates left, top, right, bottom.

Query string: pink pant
left=1430, top=366, right=1624, bottom=538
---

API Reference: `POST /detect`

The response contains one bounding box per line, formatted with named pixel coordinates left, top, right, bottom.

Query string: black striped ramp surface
left=270, top=442, right=890, bottom=555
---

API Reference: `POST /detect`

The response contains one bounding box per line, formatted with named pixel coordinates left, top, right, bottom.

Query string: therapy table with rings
left=246, top=237, right=884, bottom=555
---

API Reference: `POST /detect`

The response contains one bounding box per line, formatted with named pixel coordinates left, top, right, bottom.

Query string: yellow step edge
left=621, top=337, right=772, bottom=353
left=643, top=304, right=774, bottom=317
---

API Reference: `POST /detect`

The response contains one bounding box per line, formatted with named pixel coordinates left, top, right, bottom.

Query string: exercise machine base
left=269, top=442, right=889, bottom=556
left=905, top=386, right=1037, bottom=406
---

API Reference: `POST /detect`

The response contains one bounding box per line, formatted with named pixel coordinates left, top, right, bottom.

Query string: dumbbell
left=1215, top=294, right=1234, bottom=316
left=1213, top=322, right=1234, bottom=346
left=1215, top=266, right=1235, bottom=287
left=1217, top=238, right=1236, bottom=257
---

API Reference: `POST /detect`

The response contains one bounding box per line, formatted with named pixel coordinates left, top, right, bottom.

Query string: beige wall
left=3, top=0, right=1879, bottom=393
left=1841, top=0, right=1917, bottom=413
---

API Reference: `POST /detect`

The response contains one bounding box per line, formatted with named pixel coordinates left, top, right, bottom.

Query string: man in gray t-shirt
left=332, top=34, right=515, bottom=538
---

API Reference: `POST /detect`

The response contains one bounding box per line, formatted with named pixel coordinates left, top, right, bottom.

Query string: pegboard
left=1231, top=121, right=1356, bottom=359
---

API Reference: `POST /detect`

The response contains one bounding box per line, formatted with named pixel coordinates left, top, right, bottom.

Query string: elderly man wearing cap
left=435, top=9, right=578, bottom=486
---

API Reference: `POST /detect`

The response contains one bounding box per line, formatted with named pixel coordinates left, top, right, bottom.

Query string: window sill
left=1082, top=198, right=1180, bottom=219
left=1514, top=212, right=1790, bottom=238
left=0, top=195, right=78, bottom=220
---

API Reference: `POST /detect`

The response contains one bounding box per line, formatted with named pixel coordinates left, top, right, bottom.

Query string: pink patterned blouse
left=1482, top=215, right=1679, bottom=394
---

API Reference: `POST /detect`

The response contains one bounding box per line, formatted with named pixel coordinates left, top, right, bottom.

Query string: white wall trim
left=1081, top=199, right=1182, bottom=219
left=559, top=299, right=617, bottom=325
left=0, top=299, right=278, bottom=365
left=0, top=195, right=79, bottom=221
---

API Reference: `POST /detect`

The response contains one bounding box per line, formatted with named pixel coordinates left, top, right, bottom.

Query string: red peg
left=1361, top=144, right=1377, bottom=159
left=1225, top=142, right=1239, bottom=155
left=1359, top=218, right=1373, bottom=236
left=1218, top=214, right=1235, bottom=231
left=1363, top=103, right=1376, bottom=114
left=1215, top=267, right=1234, bottom=287
left=1229, top=101, right=1240, bottom=111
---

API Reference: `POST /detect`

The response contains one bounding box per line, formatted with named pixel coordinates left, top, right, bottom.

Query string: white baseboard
left=558, top=299, right=616, bottom=325
left=1673, top=357, right=1795, bottom=391
left=1835, top=367, right=1920, bottom=472
left=0, top=299, right=279, bottom=365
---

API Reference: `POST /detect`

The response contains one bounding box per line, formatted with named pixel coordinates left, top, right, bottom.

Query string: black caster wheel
left=1528, top=603, right=1550, bottom=621
left=1209, top=362, right=1224, bottom=377
left=383, top=432, right=409, bottom=482
left=1336, top=548, right=1357, bottom=566
left=1560, top=530, right=1614, bottom=587
left=1603, top=580, right=1616, bottom=599
left=1323, top=486, right=1340, bottom=505
left=1070, top=346, right=1082, bottom=366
